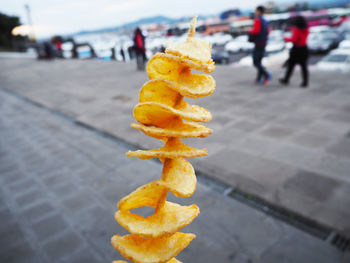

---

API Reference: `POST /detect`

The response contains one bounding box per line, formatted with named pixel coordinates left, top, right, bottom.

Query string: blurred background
left=1, top=1, right=350, bottom=263
left=1, top=0, right=350, bottom=71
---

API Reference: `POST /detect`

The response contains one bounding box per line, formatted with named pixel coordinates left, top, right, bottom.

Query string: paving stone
left=307, top=153, right=350, bottom=183
left=0, top=241, right=42, bottom=263
left=15, top=189, right=45, bottom=208
left=234, top=135, right=280, bottom=156
left=77, top=205, right=126, bottom=260
left=266, top=142, right=318, bottom=168
left=283, top=170, right=341, bottom=202
left=1, top=170, right=24, bottom=185
left=0, top=222, right=24, bottom=249
left=43, top=231, right=83, bottom=261
left=327, top=137, right=350, bottom=159
left=261, top=230, right=343, bottom=263
left=61, top=191, right=96, bottom=215
left=8, top=177, right=38, bottom=194
left=31, top=213, right=69, bottom=242
left=230, top=119, right=264, bottom=133
left=325, top=111, right=350, bottom=124
left=43, top=171, right=71, bottom=188
left=67, top=247, right=104, bottom=263
left=291, top=131, right=332, bottom=148
left=0, top=209, right=16, bottom=230
left=51, top=182, right=76, bottom=198
left=260, top=125, right=295, bottom=139
left=21, top=202, right=55, bottom=223
left=345, top=130, right=350, bottom=138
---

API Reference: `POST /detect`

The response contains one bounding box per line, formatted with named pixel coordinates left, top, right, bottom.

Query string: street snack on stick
left=111, top=16, right=215, bottom=263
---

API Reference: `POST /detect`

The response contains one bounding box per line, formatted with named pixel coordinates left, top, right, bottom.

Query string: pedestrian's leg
left=252, top=48, right=262, bottom=82
left=284, top=60, right=296, bottom=83
left=300, top=47, right=309, bottom=87
left=300, top=61, right=308, bottom=87
left=257, top=46, right=271, bottom=85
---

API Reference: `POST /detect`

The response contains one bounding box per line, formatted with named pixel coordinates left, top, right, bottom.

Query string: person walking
left=133, top=27, right=146, bottom=70
left=279, top=16, right=309, bottom=88
left=249, top=5, right=272, bottom=85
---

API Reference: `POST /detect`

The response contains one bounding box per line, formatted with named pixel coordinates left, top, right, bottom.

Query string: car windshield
left=235, top=36, right=247, bottom=42
left=269, top=35, right=282, bottom=42
left=309, top=33, right=334, bottom=42
left=322, top=33, right=336, bottom=41
left=323, top=54, right=348, bottom=62
left=309, top=34, right=321, bottom=41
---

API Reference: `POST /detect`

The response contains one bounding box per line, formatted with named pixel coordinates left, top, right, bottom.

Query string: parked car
left=316, top=49, right=350, bottom=73
left=308, top=32, right=339, bottom=53
left=266, top=33, right=285, bottom=53
left=211, top=49, right=230, bottom=64
left=61, top=42, right=74, bottom=58
left=205, top=33, right=233, bottom=46
left=224, top=35, right=253, bottom=53
left=339, top=40, right=350, bottom=49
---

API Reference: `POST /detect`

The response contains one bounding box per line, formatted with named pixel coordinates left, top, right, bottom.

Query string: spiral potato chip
left=131, top=120, right=212, bottom=139
left=111, top=16, right=215, bottom=263
left=112, top=233, right=195, bottom=263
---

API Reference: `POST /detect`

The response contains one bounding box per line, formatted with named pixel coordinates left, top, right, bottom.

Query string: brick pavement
left=1, top=58, right=350, bottom=235
left=1, top=86, right=349, bottom=262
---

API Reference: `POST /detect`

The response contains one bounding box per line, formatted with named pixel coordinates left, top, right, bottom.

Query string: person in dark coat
left=279, top=16, right=309, bottom=88
left=249, top=5, right=272, bottom=85
left=133, top=27, right=146, bottom=70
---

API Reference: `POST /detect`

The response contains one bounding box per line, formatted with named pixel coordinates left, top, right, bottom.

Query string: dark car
left=212, top=49, right=230, bottom=64
left=308, top=32, right=341, bottom=53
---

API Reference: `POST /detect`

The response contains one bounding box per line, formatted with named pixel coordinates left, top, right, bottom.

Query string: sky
left=1, top=0, right=305, bottom=37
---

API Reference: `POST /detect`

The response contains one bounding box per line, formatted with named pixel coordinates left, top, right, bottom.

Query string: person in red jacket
left=133, top=27, right=146, bottom=70
left=249, top=6, right=272, bottom=85
left=279, top=16, right=309, bottom=88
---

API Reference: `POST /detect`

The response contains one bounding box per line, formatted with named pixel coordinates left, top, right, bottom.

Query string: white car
left=224, top=35, right=254, bottom=53
left=62, top=42, right=74, bottom=58
left=316, top=49, right=350, bottom=73
left=339, top=40, right=350, bottom=49
left=266, top=34, right=285, bottom=53
left=205, top=33, right=232, bottom=46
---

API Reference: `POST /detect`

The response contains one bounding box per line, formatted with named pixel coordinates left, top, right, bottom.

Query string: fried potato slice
left=131, top=119, right=212, bottom=139
left=177, top=72, right=215, bottom=99
left=111, top=232, right=195, bottom=263
left=133, top=102, right=212, bottom=127
left=147, top=52, right=214, bottom=80
left=161, top=158, right=196, bottom=197
left=143, top=73, right=214, bottom=100
left=118, top=180, right=166, bottom=211
left=139, top=79, right=182, bottom=107
left=165, top=38, right=214, bottom=73
left=116, top=201, right=199, bottom=238
left=147, top=53, right=183, bottom=81
left=138, top=82, right=212, bottom=122
left=112, top=259, right=180, bottom=263
left=126, top=138, right=207, bottom=159
left=140, top=77, right=214, bottom=101
left=165, top=17, right=215, bottom=73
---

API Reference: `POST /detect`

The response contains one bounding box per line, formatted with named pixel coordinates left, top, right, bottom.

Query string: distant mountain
left=75, top=15, right=177, bottom=36
left=308, top=0, right=349, bottom=7
left=275, top=0, right=349, bottom=8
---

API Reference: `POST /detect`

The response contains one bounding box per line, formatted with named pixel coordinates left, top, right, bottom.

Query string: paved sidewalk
left=1, top=58, right=350, bottom=236
left=1, top=89, right=349, bottom=262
